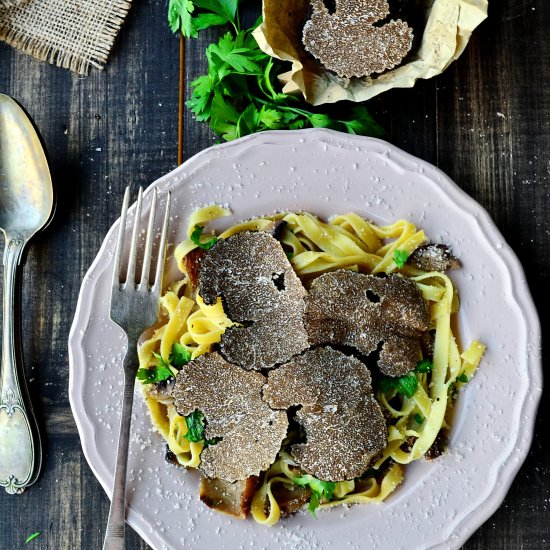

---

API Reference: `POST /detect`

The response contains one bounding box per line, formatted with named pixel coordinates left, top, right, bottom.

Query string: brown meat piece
left=305, top=270, right=430, bottom=376
left=425, top=430, right=447, bottom=460
left=302, top=0, right=413, bottom=78
left=173, top=353, right=288, bottom=482
left=264, top=347, right=387, bottom=481
left=199, top=476, right=259, bottom=519
left=198, top=231, right=309, bottom=370
left=271, top=483, right=311, bottom=517
left=183, top=248, right=206, bottom=292
left=408, top=244, right=462, bottom=272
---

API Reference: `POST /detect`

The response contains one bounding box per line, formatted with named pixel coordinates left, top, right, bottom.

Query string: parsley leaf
left=457, top=373, right=469, bottom=383
left=379, top=372, right=418, bottom=398
left=294, top=474, right=336, bottom=517
left=185, top=410, right=206, bottom=442
left=414, top=413, right=424, bottom=424
left=25, top=532, right=41, bottom=544
left=168, top=0, right=240, bottom=38
left=393, top=249, right=409, bottom=269
left=136, top=352, right=175, bottom=384
left=415, top=359, right=433, bottom=373
left=136, top=366, right=172, bottom=384
left=169, top=343, right=192, bottom=368
left=308, top=492, right=320, bottom=515
left=191, top=225, right=218, bottom=250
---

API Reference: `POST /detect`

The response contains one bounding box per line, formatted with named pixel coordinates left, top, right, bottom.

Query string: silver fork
left=103, top=186, right=171, bottom=550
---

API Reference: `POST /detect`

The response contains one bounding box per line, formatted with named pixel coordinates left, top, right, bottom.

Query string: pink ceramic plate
left=69, top=129, right=541, bottom=550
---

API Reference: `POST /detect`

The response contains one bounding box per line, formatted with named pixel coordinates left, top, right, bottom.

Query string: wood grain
left=0, top=0, right=549, bottom=548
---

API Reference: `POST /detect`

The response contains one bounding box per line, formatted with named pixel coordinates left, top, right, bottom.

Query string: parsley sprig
left=25, top=532, right=41, bottom=544
left=170, top=342, right=192, bottom=367
left=379, top=372, right=418, bottom=398
left=378, top=359, right=433, bottom=399
left=293, top=474, right=336, bottom=517
left=191, top=225, right=218, bottom=250
left=185, top=410, right=207, bottom=442
left=136, top=343, right=191, bottom=384
left=168, top=2, right=385, bottom=142
left=184, top=409, right=220, bottom=446
left=393, top=249, right=409, bottom=269
left=168, top=0, right=240, bottom=38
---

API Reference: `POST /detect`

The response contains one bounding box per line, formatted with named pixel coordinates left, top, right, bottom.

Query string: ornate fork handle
left=0, top=237, right=42, bottom=494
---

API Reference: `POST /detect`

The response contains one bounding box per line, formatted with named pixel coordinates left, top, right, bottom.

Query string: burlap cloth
left=0, top=0, right=132, bottom=75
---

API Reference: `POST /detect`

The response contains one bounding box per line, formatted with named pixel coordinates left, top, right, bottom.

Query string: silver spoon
left=0, top=94, right=53, bottom=494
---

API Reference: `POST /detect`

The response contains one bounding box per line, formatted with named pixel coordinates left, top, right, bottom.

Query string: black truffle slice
left=219, top=315, right=310, bottom=371
left=302, top=0, right=413, bottom=78
left=263, top=347, right=387, bottom=481
left=305, top=270, right=430, bottom=376
left=198, top=231, right=309, bottom=370
left=173, top=353, right=288, bottom=482
left=408, top=244, right=462, bottom=272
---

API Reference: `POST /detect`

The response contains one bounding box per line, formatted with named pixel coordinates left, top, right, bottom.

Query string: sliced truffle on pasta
left=408, top=243, right=461, bottom=272
left=173, top=352, right=288, bottom=482
left=264, top=346, right=387, bottom=481
left=198, top=231, right=309, bottom=370
left=305, top=270, right=430, bottom=377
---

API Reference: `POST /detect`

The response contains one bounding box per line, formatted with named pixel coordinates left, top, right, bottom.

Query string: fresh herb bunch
left=168, top=1, right=385, bottom=141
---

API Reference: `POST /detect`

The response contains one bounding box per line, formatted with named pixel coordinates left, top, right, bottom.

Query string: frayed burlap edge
left=0, top=0, right=28, bottom=7
left=0, top=0, right=132, bottom=75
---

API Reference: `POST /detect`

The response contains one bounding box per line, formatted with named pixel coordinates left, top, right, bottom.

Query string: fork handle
left=102, top=346, right=138, bottom=550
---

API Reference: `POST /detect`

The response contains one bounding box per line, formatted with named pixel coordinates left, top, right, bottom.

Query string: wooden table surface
left=0, top=1, right=548, bottom=548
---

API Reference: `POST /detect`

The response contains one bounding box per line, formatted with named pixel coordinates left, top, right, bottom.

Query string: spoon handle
left=0, top=237, right=42, bottom=494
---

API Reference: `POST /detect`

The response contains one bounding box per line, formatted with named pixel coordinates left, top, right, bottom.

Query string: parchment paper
left=253, top=0, right=488, bottom=106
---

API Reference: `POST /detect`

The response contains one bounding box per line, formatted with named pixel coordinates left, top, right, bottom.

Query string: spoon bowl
left=0, top=94, right=53, bottom=494
left=0, top=95, right=53, bottom=237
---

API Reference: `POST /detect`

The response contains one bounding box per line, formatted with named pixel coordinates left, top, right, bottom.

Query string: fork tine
left=125, top=186, right=143, bottom=286
left=113, top=186, right=130, bottom=287
left=140, top=188, right=157, bottom=287
left=153, top=191, right=171, bottom=294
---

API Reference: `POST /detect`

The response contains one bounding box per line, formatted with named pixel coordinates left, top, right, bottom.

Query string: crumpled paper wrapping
left=253, top=0, right=488, bottom=106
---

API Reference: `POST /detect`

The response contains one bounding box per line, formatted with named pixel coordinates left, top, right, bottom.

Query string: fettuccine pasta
left=137, top=207, right=485, bottom=524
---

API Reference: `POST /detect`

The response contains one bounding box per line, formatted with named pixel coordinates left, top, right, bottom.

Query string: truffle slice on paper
left=302, top=0, right=413, bottom=78
left=264, top=346, right=387, bottom=481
